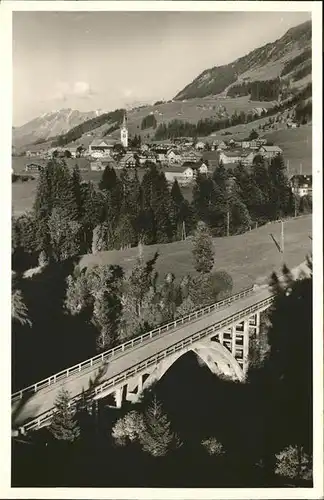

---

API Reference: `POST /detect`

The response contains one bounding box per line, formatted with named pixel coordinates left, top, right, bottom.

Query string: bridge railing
left=16, top=292, right=274, bottom=434
left=12, top=285, right=256, bottom=403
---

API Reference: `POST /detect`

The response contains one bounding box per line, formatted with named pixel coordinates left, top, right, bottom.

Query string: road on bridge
left=13, top=286, right=272, bottom=428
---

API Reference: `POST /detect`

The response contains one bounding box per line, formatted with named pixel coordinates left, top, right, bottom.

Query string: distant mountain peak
left=13, top=108, right=105, bottom=149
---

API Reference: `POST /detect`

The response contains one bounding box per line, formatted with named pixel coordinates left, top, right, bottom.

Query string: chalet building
left=255, top=138, right=267, bottom=147
left=259, top=145, right=283, bottom=159
left=152, top=147, right=168, bottom=162
left=241, top=151, right=256, bottom=166
left=69, top=147, right=78, bottom=158
left=181, top=151, right=201, bottom=164
left=119, top=153, right=137, bottom=169
left=195, top=141, right=206, bottom=151
left=89, top=138, right=117, bottom=158
left=166, top=149, right=182, bottom=164
left=138, top=153, right=156, bottom=165
left=182, top=162, right=208, bottom=179
left=144, top=152, right=157, bottom=163
left=26, top=150, right=42, bottom=158
left=219, top=151, right=244, bottom=165
left=25, top=163, right=43, bottom=172
left=138, top=155, right=147, bottom=165
left=211, top=140, right=228, bottom=151
left=290, top=175, right=312, bottom=197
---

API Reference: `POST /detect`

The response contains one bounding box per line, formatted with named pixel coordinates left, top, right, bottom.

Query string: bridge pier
left=243, top=319, right=250, bottom=374
left=126, top=375, right=143, bottom=403
left=114, top=387, right=123, bottom=408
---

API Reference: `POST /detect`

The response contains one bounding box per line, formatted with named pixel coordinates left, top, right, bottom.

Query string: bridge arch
left=139, top=341, right=245, bottom=396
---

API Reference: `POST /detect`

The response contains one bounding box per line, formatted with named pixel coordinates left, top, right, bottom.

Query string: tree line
left=153, top=92, right=303, bottom=141
left=227, top=77, right=281, bottom=101
left=141, top=114, right=157, bottom=130
left=281, top=49, right=311, bottom=77
left=12, top=153, right=312, bottom=275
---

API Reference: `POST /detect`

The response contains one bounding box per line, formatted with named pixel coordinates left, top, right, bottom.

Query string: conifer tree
left=268, top=154, right=291, bottom=220
left=170, top=178, right=189, bottom=239
left=99, top=165, right=123, bottom=228
left=230, top=198, right=252, bottom=234
left=48, top=208, right=82, bottom=261
left=141, top=165, right=173, bottom=244
left=192, top=173, right=216, bottom=225
left=71, top=164, right=83, bottom=219
left=120, top=167, right=142, bottom=241
left=139, top=397, right=181, bottom=457
left=119, top=251, right=159, bottom=339
left=114, top=211, right=136, bottom=250
left=12, top=287, right=31, bottom=327
left=192, top=221, right=214, bottom=274
left=33, top=161, right=56, bottom=252
left=213, top=160, right=228, bottom=190
left=49, top=387, right=80, bottom=442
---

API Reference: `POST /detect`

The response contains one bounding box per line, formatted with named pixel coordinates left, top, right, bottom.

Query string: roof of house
left=90, top=139, right=109, bottom=147
left=90, top=138, right=118, bottom=147
left=290, top=174, right=312, bottom=187
left=119, top=153, right=136, bottom=164
left=182, top=161, right=198, bottom=168
left=260, top=145, right=283, bottom=152
left=220, top=150, right=244, bottom=158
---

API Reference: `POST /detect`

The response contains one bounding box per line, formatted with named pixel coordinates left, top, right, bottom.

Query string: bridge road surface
left=13, top=286, right=272, bottom=428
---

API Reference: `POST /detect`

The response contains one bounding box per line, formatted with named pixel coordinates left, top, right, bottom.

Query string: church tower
left=120, top=112, right=128, bottom=149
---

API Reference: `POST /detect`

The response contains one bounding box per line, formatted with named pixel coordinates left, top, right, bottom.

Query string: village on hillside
left=22, top=111, right=312, bottom=199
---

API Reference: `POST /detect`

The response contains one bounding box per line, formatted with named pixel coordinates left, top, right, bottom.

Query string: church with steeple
left=120, top=112, right=128, bottom=149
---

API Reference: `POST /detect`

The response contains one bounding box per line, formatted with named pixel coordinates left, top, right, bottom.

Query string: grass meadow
left=79, top=215, right=312, bottom=293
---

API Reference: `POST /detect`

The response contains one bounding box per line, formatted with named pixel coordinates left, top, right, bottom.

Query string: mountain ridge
left=174, top=20, right=311, bottom=101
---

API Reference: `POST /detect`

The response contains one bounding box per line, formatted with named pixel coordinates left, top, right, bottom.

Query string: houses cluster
left=22, top=116, right=311, bottom=199
left=23, top=133, right=284, bottom=186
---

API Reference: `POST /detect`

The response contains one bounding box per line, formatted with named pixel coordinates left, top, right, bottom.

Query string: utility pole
left=300, top=163, right=303, bottom=175
left=182, top=220, right=186, bottom=241
left=226, top=209, right=230, bottom=237
left=281, top=219, right=284, bottom=257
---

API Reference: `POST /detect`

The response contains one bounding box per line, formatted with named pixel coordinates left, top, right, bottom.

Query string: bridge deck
left=13, top=287, right=271, bottom=428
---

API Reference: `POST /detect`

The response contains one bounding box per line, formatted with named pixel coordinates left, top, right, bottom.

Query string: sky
left=13, top=10, right=311, bottom=126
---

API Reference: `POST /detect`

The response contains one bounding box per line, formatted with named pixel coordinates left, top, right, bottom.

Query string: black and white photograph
left=1, top=1, right=323, bottom=496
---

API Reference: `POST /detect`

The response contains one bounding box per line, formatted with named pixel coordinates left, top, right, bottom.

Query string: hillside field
left=79, top=215, right=312, bottom=293
left=264, top=125, right=312, bottom=175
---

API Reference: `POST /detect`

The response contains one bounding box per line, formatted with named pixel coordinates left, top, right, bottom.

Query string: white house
left=290, top=175, right=312, bottom=197
left=241, top=151, right=256, bottom=166
left=89, top=139, right=116, bottom=157
left=119, top=153, right=137, bottom=169
left=195, top=141, right=205, bottom=151
left=182, top=167, right=195, bottom=180
left=182, top=162, right=208, bottom=180
left=219, top=151, right=244, bottom=165
left=198, top=162, right=209, bottom=174
left=259, top=145, right=283, bottom=159
left=166, top=149, right=182, bottom=164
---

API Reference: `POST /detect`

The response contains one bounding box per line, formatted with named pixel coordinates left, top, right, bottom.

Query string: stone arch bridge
left=12, top=283, right=276, bottom=435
